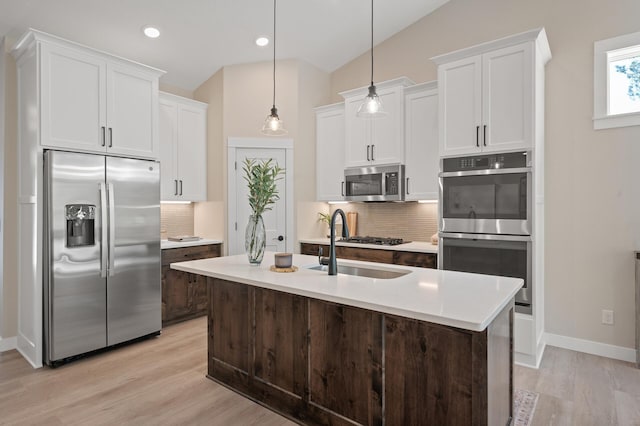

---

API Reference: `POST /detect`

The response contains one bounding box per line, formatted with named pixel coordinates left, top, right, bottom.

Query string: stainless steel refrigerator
left=44, top=150, right=161, bottom=366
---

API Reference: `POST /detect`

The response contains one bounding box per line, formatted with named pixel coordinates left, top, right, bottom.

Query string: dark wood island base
left=205, top=277, right=514, bottom=426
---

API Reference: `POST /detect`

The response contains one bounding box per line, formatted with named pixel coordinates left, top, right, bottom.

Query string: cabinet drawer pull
left=476, top=126, right=480, bottom=147
left=406, top=177, right=410, bottom=194
left=371, top=144, right=375, bottom=161
left=179, top=180, right=183, bottom=196
left=483, top=125, right=487, bottom=147
left=341, top=181, right=345, bottom=196
left=108, top=127, right=113, bottom=148
left=174, top=180, right=178, bottom=196
left=101, top=126, right=106, bottom=147
left=366, top=145, right=370, bottom=161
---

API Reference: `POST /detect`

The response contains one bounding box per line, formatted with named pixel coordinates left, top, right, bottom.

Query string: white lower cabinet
left=315, top=103, right=345, bottom=201
left=159, top=92, right=208, bottom=201
left=404, top=82, right=439, bottom=201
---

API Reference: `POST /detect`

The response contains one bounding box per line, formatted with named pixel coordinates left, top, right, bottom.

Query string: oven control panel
left=443, top=151, right=530, bottom=172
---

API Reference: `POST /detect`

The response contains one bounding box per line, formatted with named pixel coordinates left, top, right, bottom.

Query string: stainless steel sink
left=306, top=264, right=410, bottom=279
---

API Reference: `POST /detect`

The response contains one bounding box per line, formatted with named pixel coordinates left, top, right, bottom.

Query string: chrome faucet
left=327, top=209, right=349, bottom=275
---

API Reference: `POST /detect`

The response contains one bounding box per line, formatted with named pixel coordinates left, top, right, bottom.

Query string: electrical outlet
left=601, top=309, right=614, bottom=325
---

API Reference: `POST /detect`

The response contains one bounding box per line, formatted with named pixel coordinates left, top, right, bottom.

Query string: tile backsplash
left=330, top=202, right=438, bottom=242
left=161, top=203, right=194, bottom=239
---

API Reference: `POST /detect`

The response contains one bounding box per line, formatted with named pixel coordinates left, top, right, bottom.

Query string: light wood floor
left=1, top=317, right=639, bottom=425
left=515, top=345, right=640, bottom=426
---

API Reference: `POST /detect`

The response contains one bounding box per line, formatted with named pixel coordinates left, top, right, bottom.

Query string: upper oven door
left=439, top=168, right=531, bottom=235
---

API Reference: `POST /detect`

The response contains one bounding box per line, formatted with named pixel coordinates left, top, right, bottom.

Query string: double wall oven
left=439, top=151, right=533, bottom=314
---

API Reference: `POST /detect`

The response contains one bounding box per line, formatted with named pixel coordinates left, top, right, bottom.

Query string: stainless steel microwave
left=344, top=164, right=405, bottom=202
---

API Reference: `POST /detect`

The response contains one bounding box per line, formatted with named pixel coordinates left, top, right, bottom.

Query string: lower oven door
left=439, top=232, right=532, bottom=314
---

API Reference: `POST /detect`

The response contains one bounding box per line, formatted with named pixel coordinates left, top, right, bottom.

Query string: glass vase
left=245, top=214, right=266, bottom=265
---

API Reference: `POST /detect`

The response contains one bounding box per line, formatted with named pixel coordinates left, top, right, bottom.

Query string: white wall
left=331, top=0, right=640, bottom=351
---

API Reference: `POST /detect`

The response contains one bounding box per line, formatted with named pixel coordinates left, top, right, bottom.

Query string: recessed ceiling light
left=143, top=26, right=160, bottom=39
left=255, top=36, right=269, bottom=47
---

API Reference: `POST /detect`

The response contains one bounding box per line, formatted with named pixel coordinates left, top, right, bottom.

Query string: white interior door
left=232, top=148, right=287, bottom=256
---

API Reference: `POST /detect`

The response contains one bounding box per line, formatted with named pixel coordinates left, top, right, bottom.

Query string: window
left=594, top=31, right=640, bottom=129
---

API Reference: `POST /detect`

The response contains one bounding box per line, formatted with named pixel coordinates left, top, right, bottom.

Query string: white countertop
left=161, top=238, right=223, bottom=250
left=299, top=238, right=438, bottom=254
left=171, top=252, right=521, bottom=332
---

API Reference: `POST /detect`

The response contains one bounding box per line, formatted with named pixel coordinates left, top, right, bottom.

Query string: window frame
left=594, top=31, right=640, bottom=130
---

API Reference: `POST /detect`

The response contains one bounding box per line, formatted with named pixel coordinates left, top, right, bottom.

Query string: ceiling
left=0, top=0, right=448, bottom=91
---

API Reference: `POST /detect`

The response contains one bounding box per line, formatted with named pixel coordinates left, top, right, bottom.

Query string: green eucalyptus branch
left=243, top=158, right=285, bottom=217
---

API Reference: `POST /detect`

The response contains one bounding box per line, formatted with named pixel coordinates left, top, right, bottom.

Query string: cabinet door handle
left=179, top=180, right=183, bottom=196
left=371, top=144, right=375, bottom=161
left=406, top=177, right=410, bottom=195
left=476, top=126, right=480, bottom=147
left=483, top=125, right=487, bottom=147
left=101, top=126, right=106, bottom=147
left=366, top=145, right=370, bottom=161
left=341, top=181, right=345, bottom=196
left=174, top=179, right=178, bottom=196
left=108, top=127, right=113, bottom=148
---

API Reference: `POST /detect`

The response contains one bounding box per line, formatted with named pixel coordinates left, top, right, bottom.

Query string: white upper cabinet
left=40, top=43, right=106, bottom=152
left=404, top=82, right=439, bottom=201
left=341, top=77, right=414, bottom=168
left=30, top=31, right=163, bottom=159
left=159, top=92, right=208, bottom=201
left=106, top=63, right=160, bottom=158
left=433, top=29, right=550, bottom=157
left=315, top=103, right=345, bottom=201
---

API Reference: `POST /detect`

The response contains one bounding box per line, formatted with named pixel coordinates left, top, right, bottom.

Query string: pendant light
left=357, top=0, right=386, bottom=118
left=261, top=0, right=287, bottom=135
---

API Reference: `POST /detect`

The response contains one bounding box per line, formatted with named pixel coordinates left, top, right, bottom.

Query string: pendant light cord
left=370, top=0, right=374, bottom=86
left=272, top=0, right=277, bottom=108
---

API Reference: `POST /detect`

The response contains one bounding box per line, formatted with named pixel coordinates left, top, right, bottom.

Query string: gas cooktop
left=339, top=236, right=410, bottom=246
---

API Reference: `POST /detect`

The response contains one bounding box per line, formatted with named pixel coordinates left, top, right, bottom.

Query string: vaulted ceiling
left=0, top=0, right=448, bottom=90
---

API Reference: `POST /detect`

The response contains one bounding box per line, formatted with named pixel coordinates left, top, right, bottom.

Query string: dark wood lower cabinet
left=206, top=277, right=513, bottom=426
left=161, top=244, right=221, bottom=326
left=300, top=242, right=437, bottom=269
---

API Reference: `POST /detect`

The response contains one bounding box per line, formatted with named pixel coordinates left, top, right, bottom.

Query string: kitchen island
left=171, top=253, right=522, bottom=425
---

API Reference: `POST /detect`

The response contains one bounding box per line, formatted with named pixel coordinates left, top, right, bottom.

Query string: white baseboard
left=0, top=336, right=17, bottom=352
left=515, top=339, right=546, bottom=369
left=545, top=332, right=637, bottom=363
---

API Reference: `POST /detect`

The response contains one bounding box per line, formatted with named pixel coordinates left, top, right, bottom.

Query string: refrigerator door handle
left=100, top=182, right=108, bottom=278
left=108, top=182, right=116, bottom=277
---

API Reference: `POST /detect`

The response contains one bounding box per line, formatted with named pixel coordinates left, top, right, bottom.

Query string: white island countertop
left=171, top=252, right=522, bottom=332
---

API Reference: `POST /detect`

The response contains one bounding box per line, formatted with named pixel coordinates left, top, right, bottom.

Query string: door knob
left=274, top=235, right=284, bottom=241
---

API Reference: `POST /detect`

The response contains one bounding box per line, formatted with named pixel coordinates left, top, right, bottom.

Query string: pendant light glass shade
left=356, top=84, right=385, bottom=118
left=358, top=0, right=386, bottom=119
left=261, top=0, right=288, bottom=135
left=262, top=106, right=287, bottom=136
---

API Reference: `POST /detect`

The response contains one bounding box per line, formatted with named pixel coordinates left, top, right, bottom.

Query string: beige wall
left=159, top=83, right=194, bottom=99
left=331, top=0, right=640, bottom=349
left=192, top=59, right=330, bottom=252
left=2, top=40, right=18, bottom=339
left=193, top=68, right=225, bottom=240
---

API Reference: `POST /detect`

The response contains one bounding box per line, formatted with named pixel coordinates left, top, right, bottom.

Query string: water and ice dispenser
left=65, top=204, right=96, bottom=247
